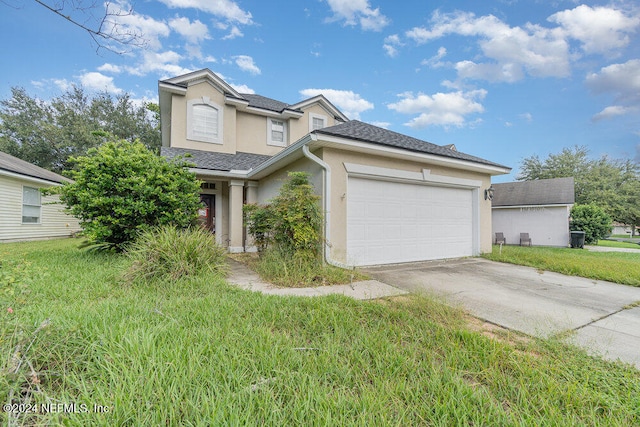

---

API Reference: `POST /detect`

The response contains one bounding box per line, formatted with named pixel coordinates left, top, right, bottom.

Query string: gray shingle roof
left=313, top=120, right=509, bottom=169
left=241, top=93, right=297, bottom=113
left=0, top=151, right=69, bottom=184
left=492, top=177, right=575, bottom=207
left=161, top=147, right=272, bottom=172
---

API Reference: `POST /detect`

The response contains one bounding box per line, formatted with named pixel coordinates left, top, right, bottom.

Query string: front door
left=199, top=194, right=215, bottom=233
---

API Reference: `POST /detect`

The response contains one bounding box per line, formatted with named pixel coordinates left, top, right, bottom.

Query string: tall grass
left=483, top=245, right=640, bottom=286
left=250, top=248, right=366, bottom=287
left=124, top=225, right=228, bottom=283
left=1, top=239, right=639, bottom=425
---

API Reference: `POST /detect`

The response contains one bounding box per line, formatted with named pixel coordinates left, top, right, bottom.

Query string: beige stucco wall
left=256, top=157, right=323, bottom=205
left=0, top=175, right=81, bottom=242
left=318, top=147, right=494, bottom=263
left=169, top=81, right=238, bottom=154
left=236, top=112, right=286, bottom=156
left=290, top=104, right=339, bottom=140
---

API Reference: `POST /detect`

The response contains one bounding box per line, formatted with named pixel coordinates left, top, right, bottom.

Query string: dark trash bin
left=570, top=231, right=586, bottom=249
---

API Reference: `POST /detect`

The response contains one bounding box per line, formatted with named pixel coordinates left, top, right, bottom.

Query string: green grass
left=2, top=239, right=640, bottom=425
left=483, top=245, right=640, bottom=286
left=598, top=239, right=640, bottom=249
left=234, top=250, right=368, bottom=288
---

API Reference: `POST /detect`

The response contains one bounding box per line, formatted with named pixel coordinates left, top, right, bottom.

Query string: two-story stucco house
left=159, top=69, right=510, bottom=266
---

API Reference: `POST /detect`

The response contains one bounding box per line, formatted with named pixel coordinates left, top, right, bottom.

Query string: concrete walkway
left=226, top=258, right=408, bottom=300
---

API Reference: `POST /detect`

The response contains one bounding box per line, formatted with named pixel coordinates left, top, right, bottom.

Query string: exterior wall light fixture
left=484, top=186, right=494, bottom=201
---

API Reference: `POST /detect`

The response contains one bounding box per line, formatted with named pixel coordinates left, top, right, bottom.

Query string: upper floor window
left=309, top=113, right=328, bottom=131
left=187, top=97, right=223, bottom=144
left=22, top=186, right=41, bottom=224
left=267, top=118, right=287, bottom=147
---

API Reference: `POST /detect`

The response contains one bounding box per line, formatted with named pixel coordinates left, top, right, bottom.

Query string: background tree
left=49, top=140, right=202, bottom=251
left=0, top=86, right=160, bottom=173
left=569, top=204, right=612, bottom=244
left=518, top=146, right=640, bottom=235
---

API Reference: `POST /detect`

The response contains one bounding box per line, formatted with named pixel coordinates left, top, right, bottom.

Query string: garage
left=346, top=177, right=476, bottom=266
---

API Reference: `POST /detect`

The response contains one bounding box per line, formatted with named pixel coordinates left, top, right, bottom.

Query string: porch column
left=228, top=180, right=245, bottom=253
left=245, top=181, right=259, bottom=252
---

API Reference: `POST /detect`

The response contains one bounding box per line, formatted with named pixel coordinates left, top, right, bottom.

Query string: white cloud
left=222, top=26, right=244, bottom=40
left=105, top=2, right=171, bottom=50
left=325, top=0, right=389, bottom=31
left=230, top=83, right=255, bottom=94
left=519, top=112, right=533, bottom=122
left=168, top=16, right=210, bottom=44
left=585, top=59, right=640, bottom=98
left=383, top=34, right=402, bottom=57
left=126, top=50, right=192, bottom=78
left=157, top=0, right=252, bottom=24
left=300, top=88, right=374, bottom=119
left=421, top=46, right=447, bottom=68
left=370, top=121, right=391, bottom=129
left=406, top=10, right=572, bottom=82
left=79, top=72, right=123, bottom=94
left=388, top=89, right=487, bottom=128
left=97, top=63, right=123, bottom=74
left=549, top=5, right=640, bottom=55
left=233, top=55, right=261, bottom=75
left=586, top=59, right=640, bottom=121
left=592, top=105, right=636, bottom=121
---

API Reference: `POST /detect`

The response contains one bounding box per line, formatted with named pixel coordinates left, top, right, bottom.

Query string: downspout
left=302, top=140, right=354, bottom=270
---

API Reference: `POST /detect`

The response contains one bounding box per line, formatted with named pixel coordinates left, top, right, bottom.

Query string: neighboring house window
left=267, top=118, right=287, bottom=147
left=22, top=186, right=41, bottom=224
left=309, top=113, right=327, bottom=131
left=187, top=97, right=223, bottom=144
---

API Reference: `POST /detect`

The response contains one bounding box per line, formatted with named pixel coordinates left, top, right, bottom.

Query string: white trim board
left=343, top=162, right=482, bottom=189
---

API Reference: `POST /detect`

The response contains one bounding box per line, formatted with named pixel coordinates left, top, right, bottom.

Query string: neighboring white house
left=611, top=223, right=636, bottom=236
left=491, top=177, right=575, bottom=247
left=0, top=151, right=81, bottom=242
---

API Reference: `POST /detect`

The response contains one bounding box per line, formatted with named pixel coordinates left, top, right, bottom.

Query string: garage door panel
left=347, top=177, right=474, bottom=266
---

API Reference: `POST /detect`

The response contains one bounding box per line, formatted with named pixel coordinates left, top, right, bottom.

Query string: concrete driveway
left=364, top=258, right=640, bottom=368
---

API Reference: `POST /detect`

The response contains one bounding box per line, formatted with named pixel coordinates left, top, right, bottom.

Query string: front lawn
left=2, top=239, right=639, bottom=425
left=483, top=245, right=640, bottom=286
left=599, top=239, right=640, bottom=249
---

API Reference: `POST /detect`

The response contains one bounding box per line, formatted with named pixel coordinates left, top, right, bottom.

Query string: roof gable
left=160, top=68, right=242, bottom=99
left=289, top=94, right=349, bottom=122
left=0, top=151, right=69, bottom=184
left=492, top=177, right=575, bottom=207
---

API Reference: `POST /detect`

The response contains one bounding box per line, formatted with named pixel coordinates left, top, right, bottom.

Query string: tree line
left=518, top=146, right=640, bottom=236
left=0, top=86, right=160, bottom=173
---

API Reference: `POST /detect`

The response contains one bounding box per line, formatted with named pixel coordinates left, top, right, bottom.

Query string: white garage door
left=347, top=177, right=474, bottom=266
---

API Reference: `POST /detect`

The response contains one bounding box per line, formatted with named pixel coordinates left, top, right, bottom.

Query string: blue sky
left=1, top=0, right=639, bottom=181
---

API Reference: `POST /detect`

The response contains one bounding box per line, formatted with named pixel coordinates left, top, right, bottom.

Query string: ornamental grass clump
left=124, top=225, right=227, bottom=283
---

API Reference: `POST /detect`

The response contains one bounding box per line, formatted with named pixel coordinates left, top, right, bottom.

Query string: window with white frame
left=267, top=118, right=287, bottom=147
left=22, top=186, right=41, bottom=224
left=187, top=97, right=223, bottom=144
left=309, top=113, right=327, bottom=131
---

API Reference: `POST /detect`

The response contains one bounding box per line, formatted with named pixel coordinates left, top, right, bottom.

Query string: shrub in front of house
left=50, top=139, right=202, bottom=252
left=124, top=225, right=228, bottom=283
left=244, top=171, right=322, bottom=260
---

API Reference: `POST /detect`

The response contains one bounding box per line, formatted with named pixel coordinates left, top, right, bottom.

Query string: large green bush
left=570, top=204, right=612, bottom=244
left=244, top=171, right=322, bottom=259
left=124, top=225, right=228, bottom=282
left=52, top=140, right=202, bottom=251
